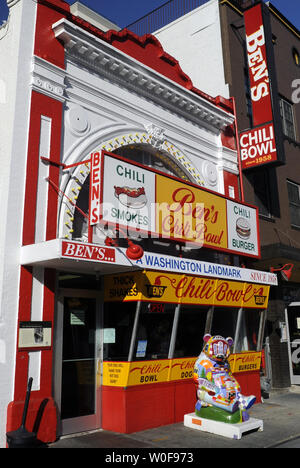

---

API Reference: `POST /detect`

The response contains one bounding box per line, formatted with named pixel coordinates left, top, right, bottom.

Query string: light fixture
left=270, top=263, right=294, bottom=281
left=105, top=228, right=144, bottom=260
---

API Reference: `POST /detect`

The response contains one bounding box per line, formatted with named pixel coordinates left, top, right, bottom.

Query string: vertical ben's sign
left=240, top=3, right=283, bottom=170
left=89, top=151, right=102, bottom=225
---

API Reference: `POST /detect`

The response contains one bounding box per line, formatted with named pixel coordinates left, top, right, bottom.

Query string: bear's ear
left=203, top=334, right=211, bottom=343
left=226, top=337, right=234, bottom=347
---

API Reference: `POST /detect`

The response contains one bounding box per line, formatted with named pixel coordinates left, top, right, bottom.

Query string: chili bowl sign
left=89, top=151, right=260, bottom=259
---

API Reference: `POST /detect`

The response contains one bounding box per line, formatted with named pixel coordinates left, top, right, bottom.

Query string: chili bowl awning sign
left=89, top=151, right=260, bottom=258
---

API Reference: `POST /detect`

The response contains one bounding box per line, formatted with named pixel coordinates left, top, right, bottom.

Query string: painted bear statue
left=193, top=334, right=256, bottom=423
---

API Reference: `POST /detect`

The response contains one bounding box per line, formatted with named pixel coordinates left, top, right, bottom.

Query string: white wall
left=0, top=0, right=37, bottom=447
left=154, top=0, right=229, bottom=99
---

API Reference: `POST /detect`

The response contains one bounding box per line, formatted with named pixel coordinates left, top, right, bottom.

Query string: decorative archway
left=58, top=128, right=205, bottom=241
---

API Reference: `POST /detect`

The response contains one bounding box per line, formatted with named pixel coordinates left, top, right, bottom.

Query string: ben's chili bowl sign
left=240, top=123, right=277, bottom=170
left=104, top=271, right=270, bottom=309
left=240, top=3, right=281, bottom=170
left=228, top=352, right=261, bottom=373
left=62, top=240, right=116, bottom=263
left=128, top=360, right=170, bottom=385
left=101, top=356, right=261, bottom=387
left=244, top=3, right=273, bottom=127
left=91, top=151, right=260, bottom=258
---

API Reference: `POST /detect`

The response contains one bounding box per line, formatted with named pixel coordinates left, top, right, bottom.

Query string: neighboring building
left=130, top=0, right=300, bottom=389
left=0, top=0, right=276, bottom=446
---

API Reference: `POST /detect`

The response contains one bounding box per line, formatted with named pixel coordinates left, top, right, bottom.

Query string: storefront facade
left=0, top=0, right=277, bottom=446
left=132, top=0, right=300, bottom=391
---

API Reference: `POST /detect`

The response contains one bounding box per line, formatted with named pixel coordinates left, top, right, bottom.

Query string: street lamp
left=270, top=263, right=294, bottom=281
left=105, top=228, right=144, bottom=260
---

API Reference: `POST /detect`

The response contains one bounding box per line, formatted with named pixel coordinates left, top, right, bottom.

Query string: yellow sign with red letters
left=104, top=271, right=270, bottom=309
left=102, top=354, right=262, bottom=387
left=97, top=152, right=260, bottom=258
left=156, top=175, right=227, bottom=248
left=228, top=351, right=261, bottom=373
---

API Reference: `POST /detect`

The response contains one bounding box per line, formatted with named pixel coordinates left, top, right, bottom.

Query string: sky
left=0, top=0, right=299, bottom=30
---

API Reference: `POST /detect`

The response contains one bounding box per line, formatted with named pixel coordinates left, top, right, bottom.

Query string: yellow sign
left=102, top=354, right=261, bottom=387
left=104, top=271, right=270, bottom=309
left=169, top=358, right=197, bottom=381
left=156, top=175, right=227, bottom=248
left=102, top=361, right=130, bottom=386
left=228, top=351, right=262, bottom=373
left=99, top=152, right=260, bottom=258
left=128, top=359, right=170, bottom=385
left=102, top=358, right=197, bottom=387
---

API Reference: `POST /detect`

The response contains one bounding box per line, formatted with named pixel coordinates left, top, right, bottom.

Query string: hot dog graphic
left=114, top=186, right=147, bottom=209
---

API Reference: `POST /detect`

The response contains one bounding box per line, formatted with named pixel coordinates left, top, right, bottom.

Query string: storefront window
left=244, top=308, right=261, bottom=351
left=211, top=307, right=238, bottom=339
left=173, top=306, right=207, bottom=358
left=131, top=302, right=174, bottom=360
left=113, top=144, right=187, bottom=180
left=103, top=302, right=136, bottom=361
left=232, top=308, right=261, bottom=353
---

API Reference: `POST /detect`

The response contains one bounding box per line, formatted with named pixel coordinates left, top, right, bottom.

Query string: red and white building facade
left=0, top=0, right=277, bottom=446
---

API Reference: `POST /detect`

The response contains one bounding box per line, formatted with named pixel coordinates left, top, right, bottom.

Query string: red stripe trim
left=14, top=266, right=33, bottom=401
left=22, top=92, right=63, bottom=245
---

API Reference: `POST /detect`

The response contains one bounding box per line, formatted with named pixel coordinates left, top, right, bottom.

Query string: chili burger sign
left=89, top=150, right=260, bottom=258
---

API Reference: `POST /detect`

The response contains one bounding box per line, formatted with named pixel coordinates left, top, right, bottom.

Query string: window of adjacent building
left=287, top=180, right=300, bottom=228
left=279, top=97, right=296, bottom=140
left=244, top=67, right=253, bottom=126
left=247, top=169, right=272, bottom=218
left=292, top=47, right=300, bottom=67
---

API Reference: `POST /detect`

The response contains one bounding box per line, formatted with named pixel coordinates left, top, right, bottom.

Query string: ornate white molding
left=58, top=129, right=207, bottom=240
left=31, top=56, right=66, bottom=102
left=144, top=124, right=166, bottom=150
left=32, top=74, right=65, bottom=100
left=52, top=19, right=234, bottom=131
left=6, top=0, right=21, bottom=8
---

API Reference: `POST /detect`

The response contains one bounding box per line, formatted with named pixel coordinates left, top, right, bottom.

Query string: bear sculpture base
left=184, top=412, right=263, bottom=440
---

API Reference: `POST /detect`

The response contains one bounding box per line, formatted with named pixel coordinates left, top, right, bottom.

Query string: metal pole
left=168, top=304, right=181, bottom=359
left=204, top=306, right=214, bottom=335
left=128, top=301, right=142, bottom=361
left=257, top=309, right=267, bottom=351
left=233, top=308, right=244, bottom=353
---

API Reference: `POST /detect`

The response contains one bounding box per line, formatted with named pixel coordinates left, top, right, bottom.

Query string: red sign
left=240, top=122, right=277, bottom=169
left=62, top=241, right=115, bottom=263
left=244, top=3, right=273, bottom=127
left=89, top=151, right=102, bottom=225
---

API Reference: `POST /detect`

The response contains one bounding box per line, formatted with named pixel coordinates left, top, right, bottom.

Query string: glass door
left=54, top=290, right=102, bottom=435
left=286, top=303, right=300, bottom=385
